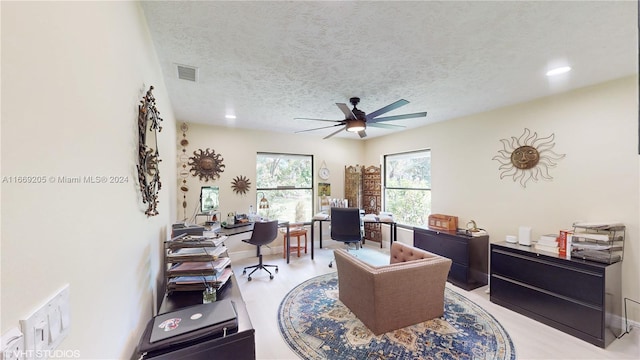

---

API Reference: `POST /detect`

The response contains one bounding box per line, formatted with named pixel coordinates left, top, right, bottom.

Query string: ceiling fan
left=295, top=97, right=427, bottom=139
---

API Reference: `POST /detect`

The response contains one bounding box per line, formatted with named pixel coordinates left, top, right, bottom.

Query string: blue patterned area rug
left=278, top=272, right=516, bottom=360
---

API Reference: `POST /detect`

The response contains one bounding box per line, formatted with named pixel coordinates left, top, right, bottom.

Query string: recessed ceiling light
left=546, top=66, right=572, bottom=76
left=225, top=114, right=236, bottom=119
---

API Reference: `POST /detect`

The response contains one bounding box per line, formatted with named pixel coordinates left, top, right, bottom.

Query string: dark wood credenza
left=413, top=227, right=489, bottom=290
left=490, top=242, right=622, bottom=348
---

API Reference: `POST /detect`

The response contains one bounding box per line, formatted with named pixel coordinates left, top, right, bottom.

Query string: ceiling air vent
left=176, top=64, right=198, bottom=82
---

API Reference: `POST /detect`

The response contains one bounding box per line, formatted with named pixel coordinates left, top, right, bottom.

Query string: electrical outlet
left=20, top=284, right=70, bottom=357
left=1, top=327, right=25, bottom=360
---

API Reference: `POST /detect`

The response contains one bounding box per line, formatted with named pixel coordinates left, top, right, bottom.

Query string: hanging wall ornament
left=492, top=128, right=566, bottom=188
left=136, top=86, right=163, bottom=216
left=231, top=175, right=251, bottom=195
left=178, top=122, right=190, bottom=220
left=188, top=148, right=225, bottom=181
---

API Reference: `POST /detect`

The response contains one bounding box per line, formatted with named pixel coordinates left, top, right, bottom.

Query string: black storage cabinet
left=490, top=242, right=622, bottom=348
left=413, top=227, right=489, bottom=290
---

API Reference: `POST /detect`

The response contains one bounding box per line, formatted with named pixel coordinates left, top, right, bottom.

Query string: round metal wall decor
left=231, top=175, right=251, bottom=195
left=492, top=128, right=565, bottom=188
left=188, top=148, right=225, bottom=181
left=136, top=86, right=163, bottom=216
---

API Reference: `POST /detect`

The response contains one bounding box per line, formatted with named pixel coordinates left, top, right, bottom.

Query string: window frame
left=255, top=152, right=314, bottom=223
left=383, top=149, right=432, bottom=229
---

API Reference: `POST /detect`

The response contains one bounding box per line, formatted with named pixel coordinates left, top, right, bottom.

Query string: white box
left=518, top=226, right=532, bottom=246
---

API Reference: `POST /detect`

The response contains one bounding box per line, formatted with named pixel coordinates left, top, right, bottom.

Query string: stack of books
left=534, top=234, right=559, bottom=254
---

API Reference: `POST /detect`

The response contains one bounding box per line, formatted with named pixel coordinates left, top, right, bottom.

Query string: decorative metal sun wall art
left=492, top=128, right=566, bottom=188
left=231, top=175, right=251, bottom=195
left=137, top=86, right=163, bottom=216
left=188, top=148, right=225, bottom=181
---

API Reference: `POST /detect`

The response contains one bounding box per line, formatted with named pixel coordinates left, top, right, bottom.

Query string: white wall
left=365, top=76, right=640, bottom=321
left=176, top=123, right=365, bottom=256
left=1, top=2, right=176, bottom=358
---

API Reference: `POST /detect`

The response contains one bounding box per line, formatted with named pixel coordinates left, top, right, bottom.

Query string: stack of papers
left=167, top=268, right=234, bottom=292
left=313, top=212, right=329, bottom=220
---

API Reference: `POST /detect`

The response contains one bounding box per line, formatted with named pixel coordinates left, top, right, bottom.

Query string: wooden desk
left=310, top=218, right=397, bottom=259
left=216, top=221, right=292, bottom=263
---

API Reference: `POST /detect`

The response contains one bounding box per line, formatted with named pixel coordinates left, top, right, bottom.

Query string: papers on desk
left=572, top=221, right=625, bottom=231
left=167, top=236, right=226, bottom=252
left=167, top=267, right=234, bottom=292
left=168, top=245, right=227, bottom=261
left=313, top=212, right=329, bottom=220
left=363, top=214, right=378, bottom=222
left=167, top=257, right=230, bottom=276
left=363, top=212, right=394, bottom=223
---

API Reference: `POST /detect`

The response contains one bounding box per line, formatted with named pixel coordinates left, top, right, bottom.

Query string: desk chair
left=242, top=220, right=279, bottom=281
left=328, top=207, right=362, bottom=268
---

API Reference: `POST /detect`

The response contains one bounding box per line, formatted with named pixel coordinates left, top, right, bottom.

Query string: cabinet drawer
left=448, top=262, right=468, bottom=287
left=491, top=276, right=602, bottom=339
left=492, top=249, right=603, bottom=305
left=414, top=232, right=468, bottom=265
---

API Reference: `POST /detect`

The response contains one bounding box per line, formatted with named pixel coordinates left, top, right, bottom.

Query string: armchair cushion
left=334, top=242, right=452, bottom=335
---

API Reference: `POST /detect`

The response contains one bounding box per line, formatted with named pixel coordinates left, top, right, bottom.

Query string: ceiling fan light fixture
left=346, top=119, right=366, bottom=132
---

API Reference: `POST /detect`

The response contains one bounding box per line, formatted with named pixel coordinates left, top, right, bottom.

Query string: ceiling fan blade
left=368, top=122, right=406, bottom=129
left=366, top=99, right=409, bottom=120
left=358, top=130, right=367, bottom=138
left=294, top=117, right=344, bottom=123
left=323, top=126, right=346, bottom=139
left=336, top=103, right=356, bottom=120
left=295, top=124, right=344, bottom=133
left=368, top=112, right=427, bottom=123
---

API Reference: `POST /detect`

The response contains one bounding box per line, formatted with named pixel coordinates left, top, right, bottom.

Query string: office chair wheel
left=269, top=275, right=274, bottom=279
left=248, top=276, right=252, bottom=281
left=275, top=267, right=279, bottom=273
left=329, top=263, right=333, bottom=268
left=242, top=269, right=247, bottom=275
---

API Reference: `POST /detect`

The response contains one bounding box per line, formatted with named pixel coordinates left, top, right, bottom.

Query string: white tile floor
left=230, top=242, right=640, bottom=360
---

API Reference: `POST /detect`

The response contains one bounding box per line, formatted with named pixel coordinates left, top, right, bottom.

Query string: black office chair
left=242, top=220, right=279, bottom=281
left=328, top=207, right=362, bottom=268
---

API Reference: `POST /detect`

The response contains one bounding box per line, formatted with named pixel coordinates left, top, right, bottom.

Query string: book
left=558, top=230, right=573, bottom=256
left=534, top=243, right=559, bottom=254
left=537, top=234, right=558, bottom=247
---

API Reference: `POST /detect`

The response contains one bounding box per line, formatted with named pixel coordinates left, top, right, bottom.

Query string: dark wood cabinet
left=138, top=274, right=255, bottom=359
left=413, top=227, right=489, bottom=290
left=490, top=242, right=622, bottom=348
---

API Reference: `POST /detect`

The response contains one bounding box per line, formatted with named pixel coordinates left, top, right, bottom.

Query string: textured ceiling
left=141, top=1, right=638, bottom=139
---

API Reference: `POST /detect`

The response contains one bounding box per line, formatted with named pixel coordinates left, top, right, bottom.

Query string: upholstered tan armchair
left=334, top=242, right=452, bottom=335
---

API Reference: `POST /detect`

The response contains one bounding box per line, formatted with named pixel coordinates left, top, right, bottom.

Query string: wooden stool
left=283, top=226, right=308, bottom=258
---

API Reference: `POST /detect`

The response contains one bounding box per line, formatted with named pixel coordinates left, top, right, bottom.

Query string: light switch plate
left=1, top=327, right=25, bottom=360
left=19, top=284, right=70, bottom=357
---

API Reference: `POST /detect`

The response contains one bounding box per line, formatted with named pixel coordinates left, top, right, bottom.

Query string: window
left=384, top=149, right=431, bottom=227
left=256, top=153, right=313, bottom=222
